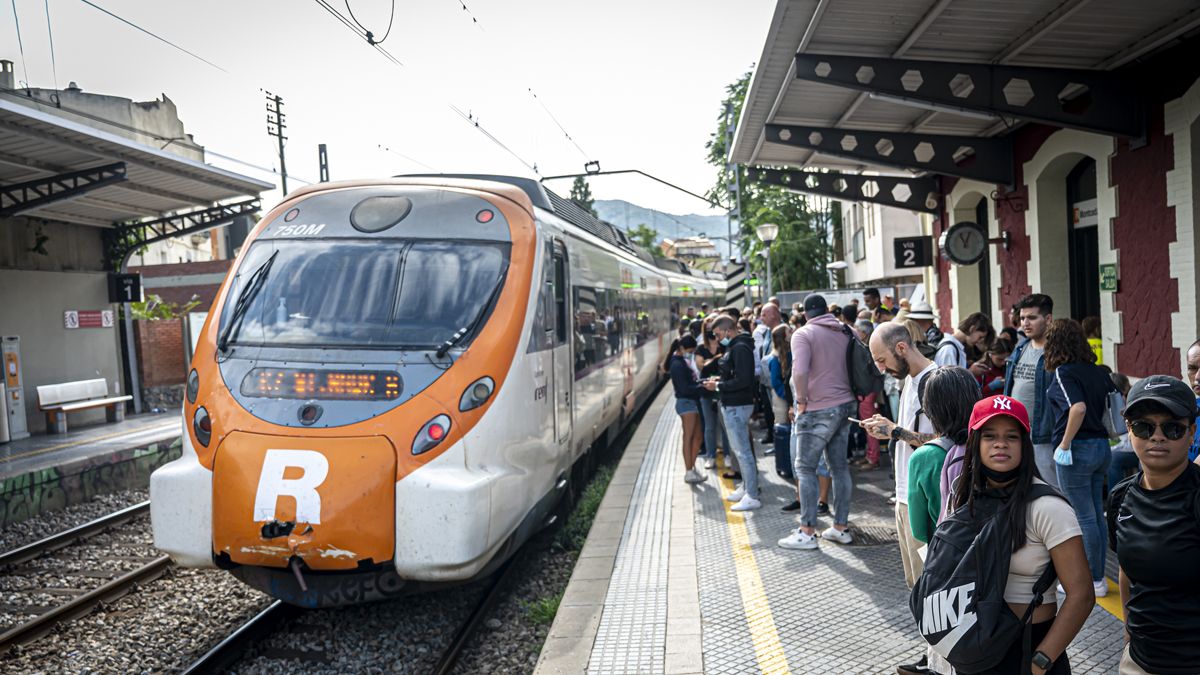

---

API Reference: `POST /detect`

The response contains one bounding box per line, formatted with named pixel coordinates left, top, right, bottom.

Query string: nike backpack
left=842, top=325, right=884, bottom=398
left=910, top=484, right=1063, bottom=674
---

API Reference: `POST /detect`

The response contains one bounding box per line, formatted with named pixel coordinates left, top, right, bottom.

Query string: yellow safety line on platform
left=1096, top=578, right=1123, bottom=621
left=714, top=456, right=791, bottom=675
left=0, top=422, right=179, bottom=464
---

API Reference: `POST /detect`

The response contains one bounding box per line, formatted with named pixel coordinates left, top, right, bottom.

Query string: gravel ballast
left=0, top=488, right=149, bottom=553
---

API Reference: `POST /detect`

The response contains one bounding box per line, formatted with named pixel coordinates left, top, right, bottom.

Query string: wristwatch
left=890, top=426, right=903, bottom=441
left=1032, top=650, right=1053, bottom=670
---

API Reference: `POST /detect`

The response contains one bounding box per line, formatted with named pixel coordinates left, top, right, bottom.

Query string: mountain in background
left=594, top=199, right=733, bottom=258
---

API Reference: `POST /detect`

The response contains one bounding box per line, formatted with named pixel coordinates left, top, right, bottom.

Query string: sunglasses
left=1128, top=419, right=1191, bottom=441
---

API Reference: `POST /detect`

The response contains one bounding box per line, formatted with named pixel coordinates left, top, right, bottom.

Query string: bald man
left=754, top=304, right=783, bottom=443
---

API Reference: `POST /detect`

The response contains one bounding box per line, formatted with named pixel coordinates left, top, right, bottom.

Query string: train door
left=550, top=241, right=572, bottom=445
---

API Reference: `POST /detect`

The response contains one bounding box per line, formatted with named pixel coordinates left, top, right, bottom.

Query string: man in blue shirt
left=1187, top=340, right=1200, bottom=461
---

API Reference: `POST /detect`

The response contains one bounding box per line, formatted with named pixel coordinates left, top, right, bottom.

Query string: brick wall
left=134, top=319, right=185, bottom=387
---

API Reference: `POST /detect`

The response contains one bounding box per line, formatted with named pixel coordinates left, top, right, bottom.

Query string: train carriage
left=150, top=175, right=724, bottom=607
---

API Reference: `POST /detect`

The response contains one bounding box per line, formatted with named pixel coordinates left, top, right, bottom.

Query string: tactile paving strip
left=587, top=397, right=678, bottom=675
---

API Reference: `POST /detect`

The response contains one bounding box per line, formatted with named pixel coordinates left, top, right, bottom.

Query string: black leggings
left=978, top=618, right=1071, bottom=675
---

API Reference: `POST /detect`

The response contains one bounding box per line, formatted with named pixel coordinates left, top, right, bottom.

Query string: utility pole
left=724, top=102, right=739, bottom=263
left=265, top=91, right=288, bottom=194
left=318, top=144, right=330, bottom=182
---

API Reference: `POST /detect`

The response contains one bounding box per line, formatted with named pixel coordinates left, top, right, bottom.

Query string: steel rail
left=181, top=600, right=300, bottom=675
left=431, top=556, right=520, bottom=675
left=0, top=554, right=172, bottom=653
left=0, top=500, right=151, bottom=569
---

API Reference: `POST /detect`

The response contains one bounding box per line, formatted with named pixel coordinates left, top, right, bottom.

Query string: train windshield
left=219, top=239, right=510, bottom=350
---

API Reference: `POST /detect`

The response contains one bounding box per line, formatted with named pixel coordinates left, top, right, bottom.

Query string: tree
left=627, top=223, right=661, bottom=257
left=132, top=293, right=202, bottom=321
left=570, top=176, right=597, bottom=217
left=705, top=70, right=836, bottom=291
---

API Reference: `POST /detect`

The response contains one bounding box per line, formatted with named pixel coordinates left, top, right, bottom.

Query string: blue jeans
left=721, top=404, right=757, bottom=497
left=1055, top=437, right=1112, bottom=583
left=700, top=397, right=729, bottom=460
left=1108, top=450, right=1139, bottom=492
left=794, top=401, right=856, bottom=528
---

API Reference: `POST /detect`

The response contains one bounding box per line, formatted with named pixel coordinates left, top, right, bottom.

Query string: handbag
left=1102, top=388, right=1126, bottom=439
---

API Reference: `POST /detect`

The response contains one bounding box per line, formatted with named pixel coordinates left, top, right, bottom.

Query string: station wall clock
left=939, top=221, right=987, bottom=265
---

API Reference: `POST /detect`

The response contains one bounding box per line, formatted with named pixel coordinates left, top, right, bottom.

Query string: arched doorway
left=1066, top=158, right=1099, bottom=320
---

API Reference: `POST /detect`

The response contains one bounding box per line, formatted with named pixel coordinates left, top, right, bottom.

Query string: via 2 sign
left=893, top=236, right=933, bottom=269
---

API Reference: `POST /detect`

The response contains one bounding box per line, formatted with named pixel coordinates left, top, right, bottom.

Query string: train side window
left=552, top=247, right=567, bottom=345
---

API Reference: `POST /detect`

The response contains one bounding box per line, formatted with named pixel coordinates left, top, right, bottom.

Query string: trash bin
left=0, top=383, right=9, bottom=444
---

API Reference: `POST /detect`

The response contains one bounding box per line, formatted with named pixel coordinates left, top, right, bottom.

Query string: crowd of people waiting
left=662, top=288, right=1200, bottom=675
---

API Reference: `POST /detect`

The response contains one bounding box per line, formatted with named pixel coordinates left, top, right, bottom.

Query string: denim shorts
left=675, top=398, right=700, bottom=416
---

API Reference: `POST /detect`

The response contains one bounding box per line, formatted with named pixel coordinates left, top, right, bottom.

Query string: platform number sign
left=894, top=236, right=934, bottom=269
left=108, top=273, right=143, bottom=303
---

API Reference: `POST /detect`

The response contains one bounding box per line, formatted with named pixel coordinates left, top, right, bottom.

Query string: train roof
left=397, top=173, right=662, bottom=267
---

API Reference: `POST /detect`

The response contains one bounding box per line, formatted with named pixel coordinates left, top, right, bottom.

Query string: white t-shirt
left=895, top=362, right=937, bottom=505
left=934, top=334, right=967, bottom=368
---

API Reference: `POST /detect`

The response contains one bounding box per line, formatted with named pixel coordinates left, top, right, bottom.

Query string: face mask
left=720, top=337, right=731, bottom=346
left=981, top=465, right=1021, bottom=483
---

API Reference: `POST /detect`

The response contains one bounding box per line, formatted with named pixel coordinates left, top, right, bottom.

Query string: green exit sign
left=1099, top=263, right=1118, bottom=292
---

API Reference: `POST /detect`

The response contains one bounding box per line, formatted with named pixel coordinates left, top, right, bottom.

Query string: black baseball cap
left=1124, top=375, right=1198, bottom=419
left=803, top=294, right=828, bottom=318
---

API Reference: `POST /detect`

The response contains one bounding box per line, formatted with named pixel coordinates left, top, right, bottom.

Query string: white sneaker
left=704, top=458, right=715, bottom=470
left=684, top=468, right=705, bottom=484
left=778, top=529, right=819, bottom=550
left=730, top=495, right=762, bottom=512
left=1093, top=580, right=1109, bottom=597
left=725, top=486, right=745, bottom=502
left=821, top=526, right=853, bottom=545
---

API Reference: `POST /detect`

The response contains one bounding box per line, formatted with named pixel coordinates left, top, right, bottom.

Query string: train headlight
left=458, top=376, right=495, bottom=412
left=193, top=406, right=212, bottom=447
left=412, top=414, right=452, bottom=455
left=186, top=369, right=199, bottom=404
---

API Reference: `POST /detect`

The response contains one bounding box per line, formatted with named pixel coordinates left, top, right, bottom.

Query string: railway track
left=0, top=500, right=173, bottom=653
left=181, top=557, right=521, bottom=674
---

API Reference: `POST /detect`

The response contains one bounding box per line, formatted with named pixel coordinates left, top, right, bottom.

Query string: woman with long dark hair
left=664, top=334, right=706, bottom=483
left=695, top=315, right=730, bottom=470
left=1043, top=318, right=1114, bottom=597
left=907, top=366, right=980, bottom=546
left=951, top=395, right=1093, bottom=674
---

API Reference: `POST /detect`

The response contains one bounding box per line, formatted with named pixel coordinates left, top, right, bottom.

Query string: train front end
left=149, top=178, right=536, bottom=607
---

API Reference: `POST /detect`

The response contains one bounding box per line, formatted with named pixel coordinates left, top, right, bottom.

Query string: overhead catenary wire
left=528, top=88, right=590, bottom=161
left=378, top=144, right=438, bottom=172
left=76, top=0, right=228, bottom=73
left=451, top=0, right=483, bottom=30
left=312, top=0, right=404, bottom=66
left=451, top=103, right=540, bottom=174
left=43, top=0, right=58, bottom=90
left=344, top=0, right=395, bottom=45
left=9, top=0, right=31, bottom=87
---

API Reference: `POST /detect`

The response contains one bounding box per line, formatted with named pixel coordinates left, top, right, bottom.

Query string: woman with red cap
left=951, top=394, right=1094, bottom=674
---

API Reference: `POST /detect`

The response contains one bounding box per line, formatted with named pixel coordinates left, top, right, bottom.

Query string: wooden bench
left=37, top=379, right=133, bottom=434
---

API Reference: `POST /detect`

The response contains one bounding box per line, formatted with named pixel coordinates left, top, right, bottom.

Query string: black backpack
left=910, top=483, right=1064, bottom=674
left=842, top=325, right=884, bottom=398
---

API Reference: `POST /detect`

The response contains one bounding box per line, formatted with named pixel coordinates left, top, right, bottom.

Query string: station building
left=0, top=60, right=270, bottom=436
left=731, top=0, right=1200, bottom=378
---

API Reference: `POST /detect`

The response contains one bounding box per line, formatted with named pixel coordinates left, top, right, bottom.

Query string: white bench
left=37, top=379, right=133, bottom=434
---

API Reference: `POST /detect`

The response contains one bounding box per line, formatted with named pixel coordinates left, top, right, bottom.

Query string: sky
left=2, top=0, right=776, bottom=218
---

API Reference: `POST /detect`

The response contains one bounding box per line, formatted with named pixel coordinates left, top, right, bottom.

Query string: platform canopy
left=0, top=96, right=273, bottom=227
left=732, top=0, right=1200, bottom=189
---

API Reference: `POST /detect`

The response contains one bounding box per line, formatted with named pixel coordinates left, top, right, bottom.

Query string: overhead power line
left=528, top=88, right=590, bottom=161
left=344, top=0, right=395, bottom=44
left=43, top=0, right=58, bottom=90
left=451, top=0, right=483, bottom=30
left=312, top=0, right=404, bottom=67
left=449, top=104, right=539, bottom=176
left=76, top=0, right=229, bottom=73
left=9, top=0, right=30, bottom=86
left=378, top=144, right=438, bottom=171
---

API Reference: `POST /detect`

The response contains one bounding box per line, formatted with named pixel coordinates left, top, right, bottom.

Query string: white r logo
left=993, top=397, right=1013, bottom=411
left=253, top=449, right=330, bottom=524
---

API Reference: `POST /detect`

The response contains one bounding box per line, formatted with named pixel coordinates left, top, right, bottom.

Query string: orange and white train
left=150, top=175, right=725, bottom=607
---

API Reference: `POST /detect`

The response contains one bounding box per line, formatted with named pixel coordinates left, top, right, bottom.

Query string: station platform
left=535, top=389, right=1127, bottom=674
left=0, top=410, right=181, bottom=527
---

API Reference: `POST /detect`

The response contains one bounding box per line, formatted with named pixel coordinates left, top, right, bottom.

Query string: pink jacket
left=791, top=313, right=855, bottom=411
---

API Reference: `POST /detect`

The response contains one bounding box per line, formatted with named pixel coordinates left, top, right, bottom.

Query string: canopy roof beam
left=749, top=167, right=940, bottom=215
left=765, top=123, right=1014, bottom=185
left=0, top=161, right=127, bottom=217
left=105, top=198, right=260, bottom=269
left=795, top=53, right=1145, bottom=138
